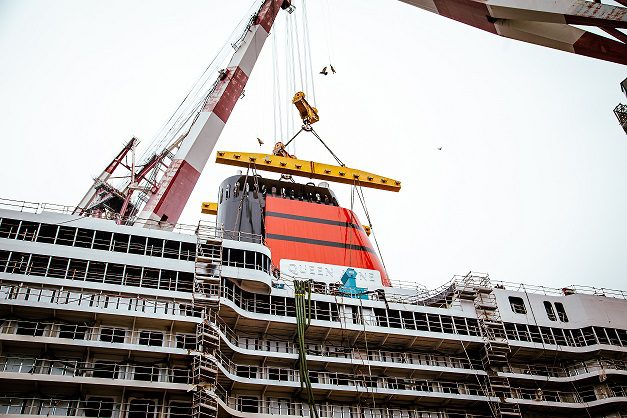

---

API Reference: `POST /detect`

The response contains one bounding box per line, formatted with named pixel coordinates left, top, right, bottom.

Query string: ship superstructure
left=2, top=175, right=627, bottom=418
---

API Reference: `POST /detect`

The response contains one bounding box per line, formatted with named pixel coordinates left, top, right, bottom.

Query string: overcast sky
left=0, top=0, right=625, bottom=291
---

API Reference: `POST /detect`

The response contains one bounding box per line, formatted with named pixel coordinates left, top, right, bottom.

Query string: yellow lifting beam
left=215, top=151, right=401, bottom=192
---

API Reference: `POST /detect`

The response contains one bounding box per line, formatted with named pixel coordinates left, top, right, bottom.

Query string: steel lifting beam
left=215, top=151, right=402, bottom=192
left=400, top=0, right=627, bottom=65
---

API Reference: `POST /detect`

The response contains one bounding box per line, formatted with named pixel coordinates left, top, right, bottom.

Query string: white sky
left=0, top=0, right=626, bottom=291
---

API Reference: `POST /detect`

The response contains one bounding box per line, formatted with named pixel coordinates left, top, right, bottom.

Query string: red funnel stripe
left=265, top=196, right=390, bottom=286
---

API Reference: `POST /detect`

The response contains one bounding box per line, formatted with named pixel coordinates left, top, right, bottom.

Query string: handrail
left=0, top=355, right=192, bottom=383
left=204, top=310, right=481, bottom=371
left=0, top=318, right=196, bottom=350
left=0, top=283, right=201, bottom=320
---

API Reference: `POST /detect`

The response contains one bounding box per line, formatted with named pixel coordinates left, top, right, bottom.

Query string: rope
left=294, top=279, right=319, bottom=418
left=354, top=184, right=388, bottom=273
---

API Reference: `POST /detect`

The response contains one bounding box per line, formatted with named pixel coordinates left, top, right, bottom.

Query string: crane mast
left=135, top=0, right=292, bottom=228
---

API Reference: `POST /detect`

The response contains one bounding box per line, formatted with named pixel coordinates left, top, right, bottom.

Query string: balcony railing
left=0, top=356, right=191, bottom=385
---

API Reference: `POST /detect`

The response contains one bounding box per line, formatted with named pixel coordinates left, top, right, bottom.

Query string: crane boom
left=401, top=0, right=627, bottom=65
left=136, top=0, right=292, bottom=228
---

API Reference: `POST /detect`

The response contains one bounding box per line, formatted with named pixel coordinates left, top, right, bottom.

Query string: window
left=544, top=301, right=557, bottom=321
left=0, top=218, right=20, bottom=239
left=75, top=228, right=94, bottom=248
left=176, top=334, right=196, bottom=350
left=36, top=223, right=57, bottom=244
left=112, top=233, right=130, bottom=252
left=93, top=230, right=112, bottom=251
left=238, top=396, right=259, bottom=413
left=509, top=296, right=527, bottom=314
left=128, top=399, right=157, bottom=418
left=134, top=364, right=158, bottom=381
left=554, top=302, right=569, bottom=322
left=59, top=324, right=87, bottom=339
left=236, top=365, right=258, bottom=378
left=168, top=401, right=191, bottom=418
left=139, top=330, right=164, bottom=347
left=85, top=397, right=115, bottom=418
left=56, top=226, right=77, bottom=246
left=268, top=368, right=290, bottom=381
left=16, top=321, right=44, bottom=336
left=93, top=361, right=117, bottom=379
left=100, top=327, right=126, bottom=343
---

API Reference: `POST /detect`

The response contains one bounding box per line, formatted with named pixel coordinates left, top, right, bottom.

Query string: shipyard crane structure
left=75, top=0, right=626, bottom=230
left=401, top=0, right=627, bottom=65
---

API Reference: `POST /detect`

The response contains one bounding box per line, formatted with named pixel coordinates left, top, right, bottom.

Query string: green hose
left=294, top=280, right=318, bottom=418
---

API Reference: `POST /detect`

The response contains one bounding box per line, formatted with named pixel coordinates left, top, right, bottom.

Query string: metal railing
left=0, top=318, right=196, bottom=351
left=0, top=397, right=191, bottom=417
left=0, top=197, right=199, bottom=235
left=505, top=358, right=627, bottom=379
left=0, top=356, right=191, bottom=384
left=213, top=384, right=494, bottom=418
left=207, top=350, right=487, bottom=396
left=0, top=282, right=201, bottom=319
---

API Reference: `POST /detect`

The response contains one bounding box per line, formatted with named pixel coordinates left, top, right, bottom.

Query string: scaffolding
left=191, top=222, right=223, bottom=418
left=459, top=273, right=522, bottom=418
left=614, top=103, right=627, bottom=135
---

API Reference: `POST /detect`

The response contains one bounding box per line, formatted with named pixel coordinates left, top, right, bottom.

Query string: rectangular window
left=180, top=242, right=196, bottom=261
left=112, top=233, right=130, bottom=253
left=128, top=399, right=157, bottom=418
left=163, top=240, right=181, bottom=259
left=36, top=223, right=57, bottom=244
left=544, top=301, right=557, bottom=321
left=129, top=235, right=147, bottom=255
left=176, top=334, right=197, bottom=350
left=236, top=365, right=258, bottom=378
left=56, top=226, right=77, bottom=246
left=134, top=364, right=158, bottom=381
left=67, top=259, right=88, bottom=281
left=47, top=256, right=69, bottom=279
left=59, top=324, right=87, bottom=339
left=147, top=238, right=163, bottom=257
left=139, top=330, right=164, bottom=347
left=509, top=296, right=527, bottom=314
left=238, top=397, right=259, bottom=413
left=124, top=266, right=142, bottom=287
left=85, top=397, right=114, bottom=418
left=554, top=302, right=569, bottom=322
left=29, top=254, right=49, bottom=276
left=16, top=321, right=44, bottom=336
left=168, top=401, right=191, bottom=417
left=75, top=228, right=94, bottom=248
left=100, top=327, right=126, bottom=343
left=17, top=221, right=39, bottom=241
left=86, top=261, right=107, bottom=283
left=93, top=230, right=112, bottom=251
left=0, top=218, right=20, bottom=239
left=93, top=361, right=117, bottom=379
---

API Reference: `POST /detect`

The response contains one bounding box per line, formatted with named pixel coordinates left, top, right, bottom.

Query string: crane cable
left=354, top=183, right=388, bottom=274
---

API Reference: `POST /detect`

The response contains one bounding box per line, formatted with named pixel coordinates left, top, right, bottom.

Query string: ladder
left=191, top=222, right=223, bottom=418
left=460, top=273, right=522, bottom=418
left=193, top=222, right=223, bottom=307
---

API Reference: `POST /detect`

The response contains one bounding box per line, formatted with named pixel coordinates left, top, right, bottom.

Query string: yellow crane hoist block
left=200, top=201, right=218, bottom=215
left=292, top=91, right=319, bottom=125
left=215, top=151, right=401, bottom=192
